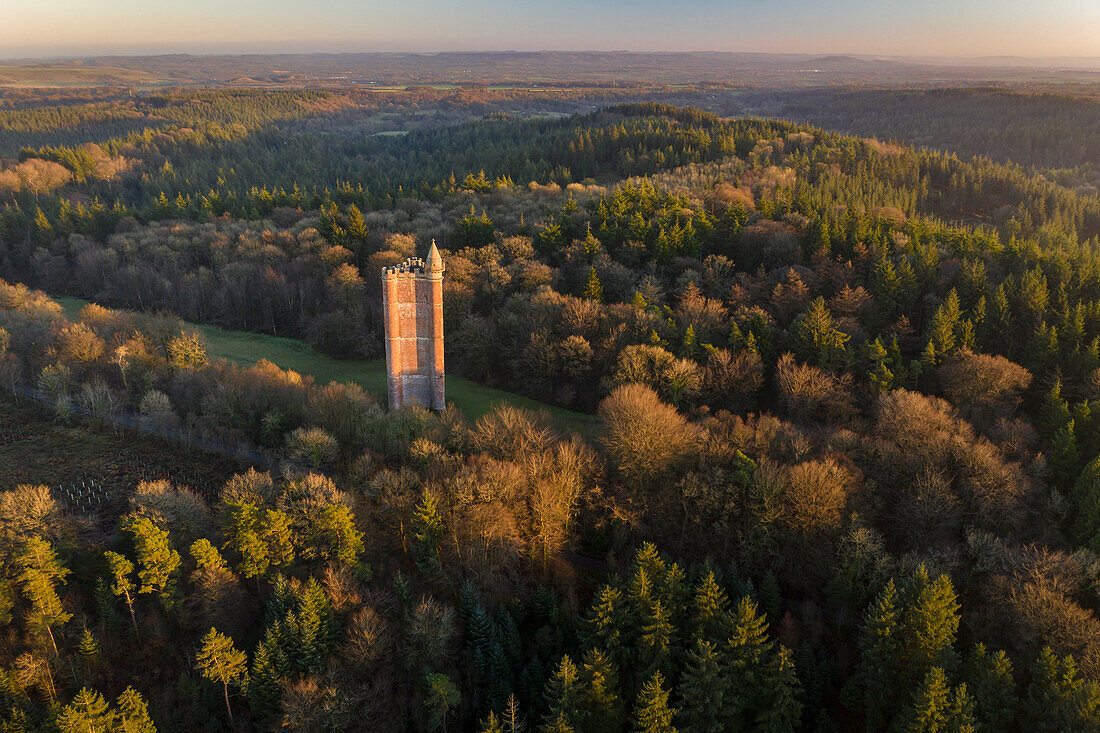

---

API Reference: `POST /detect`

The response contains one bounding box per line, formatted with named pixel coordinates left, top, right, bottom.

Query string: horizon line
left=4, top=49, right=1100, bottom=63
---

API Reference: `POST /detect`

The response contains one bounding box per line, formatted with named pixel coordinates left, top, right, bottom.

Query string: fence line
left=8, top=384, right=276, bottom=466
left=5, top=385, right=291, bottom=512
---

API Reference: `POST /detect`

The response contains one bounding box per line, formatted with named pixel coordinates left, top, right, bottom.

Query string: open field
left=0, top=63, right=167, bottom=88
left=55, top=297, right=597, bottom=434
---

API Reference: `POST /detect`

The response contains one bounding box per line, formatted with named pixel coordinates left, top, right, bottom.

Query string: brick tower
left=381, top=241, right=445, bottom=411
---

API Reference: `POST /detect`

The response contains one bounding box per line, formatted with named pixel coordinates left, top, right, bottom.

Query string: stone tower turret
left=381, top=241, right=445, bottom=411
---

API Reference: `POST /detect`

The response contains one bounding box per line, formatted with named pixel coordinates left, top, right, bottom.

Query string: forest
left=2, top=89, right=1100, bottom=732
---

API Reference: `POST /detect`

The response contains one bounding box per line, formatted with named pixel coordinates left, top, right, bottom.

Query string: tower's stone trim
left=381, top=241, right=445, bottom=411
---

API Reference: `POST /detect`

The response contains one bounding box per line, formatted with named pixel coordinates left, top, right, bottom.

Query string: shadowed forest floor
left=0, top=402, right=245, bottom=494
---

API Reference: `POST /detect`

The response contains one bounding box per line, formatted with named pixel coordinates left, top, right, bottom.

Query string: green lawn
left=56, top=297, right=597, bottom=435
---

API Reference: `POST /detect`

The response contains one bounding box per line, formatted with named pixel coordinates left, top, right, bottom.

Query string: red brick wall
left=382, top=258, right=444, bottom=411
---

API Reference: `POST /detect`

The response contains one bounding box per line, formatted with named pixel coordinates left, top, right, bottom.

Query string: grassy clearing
left=56, top=297, right=598, bottom=435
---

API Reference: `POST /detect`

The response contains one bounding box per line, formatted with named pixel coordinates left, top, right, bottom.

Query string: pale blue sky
left=4, top=0, right=1099, bottom=58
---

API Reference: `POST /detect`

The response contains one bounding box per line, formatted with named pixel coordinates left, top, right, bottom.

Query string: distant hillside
left=1, top=51, right=1097, bottom=89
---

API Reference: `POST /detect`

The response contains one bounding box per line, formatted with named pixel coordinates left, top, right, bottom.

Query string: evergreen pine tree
left=682, top=325, right=698, bottom=358
left=424, top=672, right=461, bottom=733
left=898, top=667, right=951, bottom=732
left=1022, top=647, right=1100, bottom=732
left=581, top=647, right=623, bottom=733
left=93, top=577, right=121, bottom=634
left=222, top=502, right=295, bottom=580
left=588, top=585, right=626, bottom=670
left=754, top=646, right=802, bottom=733
left=962, top=644, right=1015, bottom=733
left=77, top=628, right=99, bottom=661
left=691, top=571, right=732, bottom=641
left=1048, top=420, right=1081, bottom=490
left=104, top=550, right=140, bottom=640
left=632, top=672, right=677, bottom=733
left=412, top=490, right=444, bottom=573
left=482, top=712, right=506, bottom=733
left=898, top=566, right=960, bottom=688
left=758, top=572, right=781, bottom=627
left=677, top=639, right=728, bottom=733
left=77, top=628, right=99, bottom=682
left=927, top=290, right=961, bottom=358
left=1038, top=379, right=1072, bottom=439
left=543, top=655, right=587, bottom=732
left=286, top=578, right=334, bottom=674
left=56, top=688, right=113, bottom=732
left=639, top=599, right=674, bottom=679
left=17, top=537, right=72, bottom=655
left=189, top=539, right=226, bottom=570
left=857, top=580, right=901, bottom=730
left=1072, top=457, right=1100, bottom=551
left=345, top=204, right=369, bottom=259
left=791, top=297, right=849, bottom=370
left=865, top=337, right=895, bottom=392
left=195, top=627, right=248, bottom=730
left=122, top=517, right=181, bottom=609
left=116, top=687, right=157, bottom=733
left=249, top=635, right=287, bottom=721
left=583, top=267, right=604, bottom=303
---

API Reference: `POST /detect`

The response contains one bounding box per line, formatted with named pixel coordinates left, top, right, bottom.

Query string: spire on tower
left=427, top=239, right=444, bottom=273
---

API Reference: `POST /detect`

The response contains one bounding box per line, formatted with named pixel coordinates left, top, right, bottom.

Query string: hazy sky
left=4, top=0, right=1099, bottom=59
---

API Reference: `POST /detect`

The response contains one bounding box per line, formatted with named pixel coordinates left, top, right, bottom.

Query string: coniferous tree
left=582, top=268, right=603, bottom=303
left=55, top=688, right=113, bottom=733
left=791, top=297, right=849, bottom=371
left=249, top=638, right=286, bottom=722
left=195, top=627, right=248, bottom=730
left=1072, top=457, right=1100, bottom=551
left=103, top=551, right=140, bottom=640
left=221, top=502, right=295, bottom=580
left=755, top=646, right=802, bottom=732
left=927, top=290, right=962, bottom=361
left=77, top=627, right=99, bottom=662
left=345, top=204, right=369, bottom=261
left=758, top=572, right=781, bottom=627
left=543, top=655, right=587, bottom=732
left=588, top=585, right=627, bottom=673
left=865, top=337, right=895, bottom=392
left=413, top=490, right=444, bottom=574
left=122, top=517, right=180, bottom=609
left=581, top=647, right=623, bottom=733
left=1021, top=647, right=1100, bottom=732
left=677, top=639, right=727, bottom=733
left=116, top=687, right=157, bottom=733
left=17, top=537, right=72, bottom=656
left=962, top=644, right=1016, bottom=733
left=856, top=580, right=901, bottom=730
left=898, top=566, right=960, bottom=688
left=482, top=712, right=506, bottom=733
left=189, top=539, right=226, bottom=570
left=896, top=667, right=976, bottom=733
left=632, top=671, right=677, bottom=733
left=307, top=503, right=364, bottom=566
left=639, top=599, right=674, bottom=680
left=691, top=570, right=732, bottom=641
left=1048, top=420, right=1081, bottom=490
left=284, top=578, right=335, bottom=674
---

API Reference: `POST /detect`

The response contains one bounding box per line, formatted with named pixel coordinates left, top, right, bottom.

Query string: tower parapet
left=381, top=241, right=445, bottom=411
